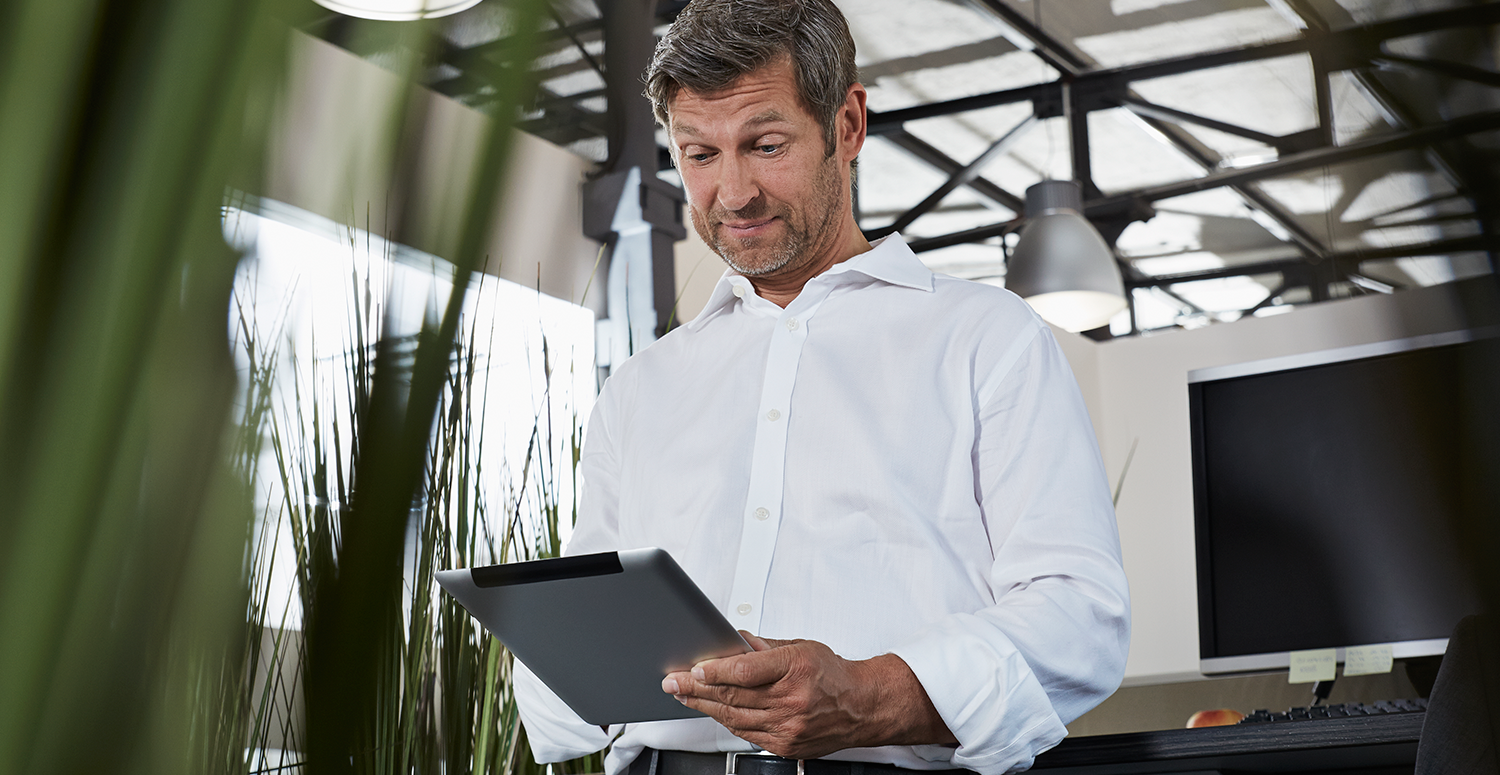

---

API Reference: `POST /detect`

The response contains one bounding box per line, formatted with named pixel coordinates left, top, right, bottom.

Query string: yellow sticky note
left=1344, top=645, right=1394, bottom=676
left=1289, top=648, right=1338, bottom=683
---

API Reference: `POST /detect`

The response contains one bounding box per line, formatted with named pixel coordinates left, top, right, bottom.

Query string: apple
left=1187, top=709, right=1246, bottom=728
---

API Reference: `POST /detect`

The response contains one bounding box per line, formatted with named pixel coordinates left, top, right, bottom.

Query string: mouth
left=719, top=216, right=778, bottom=239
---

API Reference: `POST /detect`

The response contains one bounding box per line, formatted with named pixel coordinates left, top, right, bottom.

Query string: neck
left=748, top=211, right=871, bottom=308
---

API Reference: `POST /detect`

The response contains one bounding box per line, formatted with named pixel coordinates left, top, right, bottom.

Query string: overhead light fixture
left=313, top=0, right=481, bottom=21
left=1005, top=180, right=1128, bottom=333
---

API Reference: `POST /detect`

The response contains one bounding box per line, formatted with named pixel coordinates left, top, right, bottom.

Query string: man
left=514, top=1, right=1130, bottom=773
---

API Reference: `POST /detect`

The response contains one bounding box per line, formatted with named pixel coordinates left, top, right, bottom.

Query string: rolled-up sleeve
left=892, top=323, right=1131, bottom=774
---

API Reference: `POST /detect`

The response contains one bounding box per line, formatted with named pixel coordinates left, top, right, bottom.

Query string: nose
left=716, top=154, right=760, bottom=213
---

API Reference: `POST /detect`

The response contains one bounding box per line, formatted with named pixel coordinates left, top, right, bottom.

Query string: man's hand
left=661, top=632, right=956, bottom=759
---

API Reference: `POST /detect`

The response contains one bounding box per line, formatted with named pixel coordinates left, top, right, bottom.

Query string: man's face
left=668, top=59, right=847, bottom=278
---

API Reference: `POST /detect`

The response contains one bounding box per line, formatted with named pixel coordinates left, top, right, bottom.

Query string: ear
left=837, top=82, right=868, bottom=163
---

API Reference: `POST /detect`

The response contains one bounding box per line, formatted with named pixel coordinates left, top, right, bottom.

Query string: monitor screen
left=1189, top=331, right=1493, bottom=674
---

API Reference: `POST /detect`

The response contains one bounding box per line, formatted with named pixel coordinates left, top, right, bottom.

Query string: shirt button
left=765, top=409, right=781, bottom=422
left=737, top=603, right=753, bottom=616
left=733, top=285, right=746, bottom=298
left=786, top=318, right=799, bottom=331
left=753, top=507, right=769, bottom=521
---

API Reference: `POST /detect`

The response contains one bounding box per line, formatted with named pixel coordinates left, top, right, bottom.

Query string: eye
left=685, top=150, right=715, bottom=164
left=756, top=144, right=781, bottom=155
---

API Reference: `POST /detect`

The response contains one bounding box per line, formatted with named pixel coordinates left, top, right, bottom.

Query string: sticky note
left=1289, top=648, right=1338, bottom=683
left=1344, top=645, right=1395, bottom=676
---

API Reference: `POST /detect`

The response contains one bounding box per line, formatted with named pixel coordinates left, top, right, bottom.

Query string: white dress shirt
left=515, top=234, right=1130, bottom=775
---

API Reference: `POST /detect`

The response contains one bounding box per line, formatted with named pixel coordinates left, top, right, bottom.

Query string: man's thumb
left=739, top=630, right=796, bottom=650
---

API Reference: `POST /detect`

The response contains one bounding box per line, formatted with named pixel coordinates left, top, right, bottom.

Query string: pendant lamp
left=1005, top=179, right=1127, bottom=333
left=313, top=0, right=481, bottom=20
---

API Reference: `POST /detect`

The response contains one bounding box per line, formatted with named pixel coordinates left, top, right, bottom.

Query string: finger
left=738, top=630, right=797, bottom=651
left=680, top=699, right=824, bottom=761
left=740, top=630, right=772, bottom=652
left=693, top=650, right=790, bottom=688
left=676, top=693, right=779, bottom=733
left=670, top=671, right=777, bottom=710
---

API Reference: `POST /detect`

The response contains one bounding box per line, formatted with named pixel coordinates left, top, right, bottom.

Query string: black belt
left=628, top=748, right=970, bottom=775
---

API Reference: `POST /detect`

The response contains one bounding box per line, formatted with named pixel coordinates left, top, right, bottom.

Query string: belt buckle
left=725, top=753, right=802, bottom=775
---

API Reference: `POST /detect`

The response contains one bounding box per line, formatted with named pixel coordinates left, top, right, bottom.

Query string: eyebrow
left=673, top=111, right=794, bottom=141
left=747, top=110, right=790, bottom=126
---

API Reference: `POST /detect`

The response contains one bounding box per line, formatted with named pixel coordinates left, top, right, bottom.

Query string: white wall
left=269, top=31, right=726, bottom=325
left=672, top=213, right=724, bottom=326
left=1073, top=282, right=1484, bottom=683
left=1050, top=323, right=1106, bottom=452
left=266, top=32, right=605, bottom=318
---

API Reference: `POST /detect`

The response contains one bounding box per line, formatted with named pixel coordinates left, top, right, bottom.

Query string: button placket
left=724, top=289, right=829, bottom=633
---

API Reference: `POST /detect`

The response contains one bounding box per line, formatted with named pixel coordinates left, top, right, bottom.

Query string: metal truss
left=865, top=115, right=1036, bottom=240
left=881, top=131, right=1026, bottom=214
left=873, top=1, right=1500, bottom=302
left=1123, top=234, right=1498, bottom=290
left=308, top=0, right=1500, bottom=332
left=1086, top=110, right=1500, bottom=215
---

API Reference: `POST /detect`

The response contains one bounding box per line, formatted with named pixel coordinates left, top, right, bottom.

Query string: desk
left=1032, top=712, right=1423, bottom=774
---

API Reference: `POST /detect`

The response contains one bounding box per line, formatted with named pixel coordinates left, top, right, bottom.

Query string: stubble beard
left=694, top=155, right=844, bottom=278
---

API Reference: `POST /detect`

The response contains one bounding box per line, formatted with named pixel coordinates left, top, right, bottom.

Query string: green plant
left=0, top=0, right=302, bottom=772
left=0, top=0, right=552, bottom=771
left=236, top=221, right=604, bottom=775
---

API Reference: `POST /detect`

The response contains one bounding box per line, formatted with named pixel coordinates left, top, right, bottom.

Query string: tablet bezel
left=436, top=547, right=751, bottom=725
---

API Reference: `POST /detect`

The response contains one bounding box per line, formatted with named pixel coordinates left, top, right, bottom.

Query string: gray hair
left=644, top=0, right=860, bottom=156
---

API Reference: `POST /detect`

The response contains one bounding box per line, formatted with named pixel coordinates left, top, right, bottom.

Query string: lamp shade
left=313, top=0, right=481, bottom=20
left=1005, top=180, right=1127, bottom=333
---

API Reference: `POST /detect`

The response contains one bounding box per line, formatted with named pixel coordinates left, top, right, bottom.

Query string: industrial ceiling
left=309, top=0, right=1500, bottom=337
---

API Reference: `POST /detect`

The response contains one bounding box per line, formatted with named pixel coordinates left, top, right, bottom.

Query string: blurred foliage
left=0, top=0, right=301, bottom=771
left=0, top=0, right=582, bottom=771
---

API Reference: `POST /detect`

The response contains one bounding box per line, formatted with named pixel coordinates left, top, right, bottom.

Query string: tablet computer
left=436, top=547, right=751, bottom=725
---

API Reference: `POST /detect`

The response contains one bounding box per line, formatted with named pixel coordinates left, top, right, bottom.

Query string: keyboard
left=1239, top=698, right=1427, bottom=724
left=1035, top=710, right=1423, bottom=772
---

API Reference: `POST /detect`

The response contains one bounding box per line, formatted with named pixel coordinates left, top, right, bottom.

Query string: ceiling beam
left=881, top=130, right=1026, bottom=214
left=1123, top=110, right=1328, bottom=259
left=906, top=218, right=1023, bottom=253
left=464, top=0, right=686, bottom=59
left=907, top=109, right=1500, bottom=254
left=877, top=1, right=1343, bottom=260
left=1242, top=280, right=1291, bottom=316
left=868, top=84, right=1047, bottom=136
left=865, top=3, right=1500, bottom=134
left=1087, top=108, right=1500, bottom=214
left=1117, top=96, right=1284, bottom=149
left=959, top=0, right=1088, bottom=77
left=868, top=115, right=1036, bottom=240
left=1123, top=234, right=1498, bottom=288
left=1374, top=54, right=1500, bottom=90
left=865, top=2, right=1497, bottom=268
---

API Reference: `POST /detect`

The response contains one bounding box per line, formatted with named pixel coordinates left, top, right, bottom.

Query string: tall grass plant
left=0, top=0, right=559, bottom=771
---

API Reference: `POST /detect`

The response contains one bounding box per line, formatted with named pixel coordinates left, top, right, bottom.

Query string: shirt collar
left=687, top=233, right=933, bottom=331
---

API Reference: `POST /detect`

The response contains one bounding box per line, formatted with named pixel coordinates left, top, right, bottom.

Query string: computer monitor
left=1189, top=329, right=1494, bottom=676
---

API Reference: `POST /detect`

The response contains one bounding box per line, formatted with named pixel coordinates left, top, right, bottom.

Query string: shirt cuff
left=890, top=615, right=1068, bottom=775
